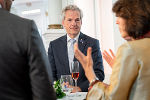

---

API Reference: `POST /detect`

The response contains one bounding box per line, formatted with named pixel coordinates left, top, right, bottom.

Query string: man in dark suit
left=0, top=0, right=56, bottom=100
left=48, top=5, right=104, bottom=92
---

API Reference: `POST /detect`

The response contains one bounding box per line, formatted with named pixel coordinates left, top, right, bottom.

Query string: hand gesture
left=103, top=49, right=115, bottom=68
left=74, top=43, right=96, bottom=82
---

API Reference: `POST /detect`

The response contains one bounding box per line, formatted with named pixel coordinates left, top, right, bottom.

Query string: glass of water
left=60, top=75, right=73, bottom=96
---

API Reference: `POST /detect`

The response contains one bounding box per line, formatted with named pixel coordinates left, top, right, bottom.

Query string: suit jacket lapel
left=60, top=35, right=70, bottom=74
left=74, top=32, right=87, bottom=77
left=74, top=32, right=87, bottom=57
left=74, top=32, right=87, bottom=62
left=78, top=33, right=87, bottom=53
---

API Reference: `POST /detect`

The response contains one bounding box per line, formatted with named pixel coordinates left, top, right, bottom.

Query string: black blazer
left=0, top=9, right=56, bottom=100
left=48, top=32, right=104, bottom=92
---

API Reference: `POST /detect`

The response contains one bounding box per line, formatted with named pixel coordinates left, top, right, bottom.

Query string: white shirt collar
left=67, top=32, right=80, bottom=43
left=0, top=5, right=2, bottom=8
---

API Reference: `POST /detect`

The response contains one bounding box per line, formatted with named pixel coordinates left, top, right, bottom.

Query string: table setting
left=57, top=92, right=87, bottom=100
left=53, top=61, right=87, bottom=100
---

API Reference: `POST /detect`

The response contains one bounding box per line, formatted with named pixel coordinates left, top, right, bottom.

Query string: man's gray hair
left=62, top=5, right=83, bottom=20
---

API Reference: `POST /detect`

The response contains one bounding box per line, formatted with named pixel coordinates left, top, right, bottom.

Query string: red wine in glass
left=71, top=61, right=79, bottom=95
left=72, top=72, right=79, bottom=80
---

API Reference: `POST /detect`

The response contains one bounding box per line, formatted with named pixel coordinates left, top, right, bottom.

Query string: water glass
left=60, top=75, right=73, bottom=95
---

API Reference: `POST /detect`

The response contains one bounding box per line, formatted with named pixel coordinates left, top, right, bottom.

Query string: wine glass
left=71, top=61, right=79, bottom=95
left=60, top=75, right=73, bottom=96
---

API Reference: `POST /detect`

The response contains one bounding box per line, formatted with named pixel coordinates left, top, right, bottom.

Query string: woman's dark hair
left=112, top=0, right=150, bottom=39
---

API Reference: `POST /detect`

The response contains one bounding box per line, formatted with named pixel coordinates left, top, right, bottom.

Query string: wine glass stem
left=75, top=80, right=77, bottom=90
left=75, top=80, right=78, bottom=96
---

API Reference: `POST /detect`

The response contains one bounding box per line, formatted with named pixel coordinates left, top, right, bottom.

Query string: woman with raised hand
left=74, top=0, right=150, bottom=99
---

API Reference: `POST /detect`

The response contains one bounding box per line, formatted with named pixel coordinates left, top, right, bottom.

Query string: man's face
left=62, top=10, right=82, bottom=38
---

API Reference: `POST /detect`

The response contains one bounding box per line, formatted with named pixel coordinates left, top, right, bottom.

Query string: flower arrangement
left=53, top=80, right=66, bottom=99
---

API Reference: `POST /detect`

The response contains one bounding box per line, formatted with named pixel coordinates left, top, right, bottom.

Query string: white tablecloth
left=58, top=92, right=87, bottom=100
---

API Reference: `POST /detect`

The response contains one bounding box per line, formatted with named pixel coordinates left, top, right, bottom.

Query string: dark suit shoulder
left=80, top=33, right=99, bottom=42
left=0, top=9, right=39, bottom=56
left=50, top=35, right=66, bottom=44
left=0, top=9, right=31, bottom=24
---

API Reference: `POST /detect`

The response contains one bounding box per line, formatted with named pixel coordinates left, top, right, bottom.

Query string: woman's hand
left=103, top=49, right=115, bottom=68
left=74, top=43, right=96, bottom=83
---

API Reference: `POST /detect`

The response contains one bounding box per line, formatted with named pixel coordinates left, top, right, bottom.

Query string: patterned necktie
left=68, top=39, right=76, bottom=72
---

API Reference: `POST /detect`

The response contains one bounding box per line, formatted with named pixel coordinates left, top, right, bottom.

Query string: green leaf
left=53, top=80, right=66, bottom=99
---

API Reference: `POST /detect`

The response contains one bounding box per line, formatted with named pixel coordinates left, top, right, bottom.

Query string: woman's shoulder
left=118, top=38, right=150, bottom=55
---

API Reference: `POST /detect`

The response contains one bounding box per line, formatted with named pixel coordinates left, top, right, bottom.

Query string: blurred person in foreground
left=0, top=0, right=56, bottom=100
left=74, top=0, right=150, bottom=99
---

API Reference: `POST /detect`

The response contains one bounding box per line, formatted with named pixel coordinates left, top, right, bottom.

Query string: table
left=58, top=92, right=87, bottom=100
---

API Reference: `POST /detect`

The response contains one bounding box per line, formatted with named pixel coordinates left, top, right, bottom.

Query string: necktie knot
left=70, top=39, right=76, bottom=44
